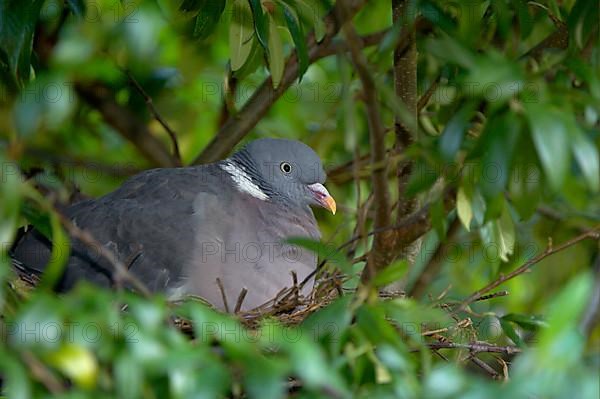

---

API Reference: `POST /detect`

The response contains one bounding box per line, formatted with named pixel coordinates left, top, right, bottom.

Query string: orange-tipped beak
left=323, top=194, right=336, bottom=215
left=308, top=183, right=337, bottom=215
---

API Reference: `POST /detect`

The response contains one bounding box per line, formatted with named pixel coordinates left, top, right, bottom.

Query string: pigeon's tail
left=9, top=252, right=42, bottom=286
left=8, top=227, right=53, bottom=279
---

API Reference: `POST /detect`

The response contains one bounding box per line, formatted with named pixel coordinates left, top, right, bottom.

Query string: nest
left=9, top=266, right=349, bottom=331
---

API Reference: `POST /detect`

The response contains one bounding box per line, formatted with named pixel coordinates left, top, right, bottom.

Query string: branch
left=520, top=18, right=568, bottom=61
left=21, top=351, right=65, bottom=394
left=76, top=82, right=178, bottom=168
left=192, top=0, right=367, bottom=164
left=124, top=70, right=182, bottom=166
left=392, top=0, right=418, bottom=223
left=340, top=9, right=392, bottom=281
left=457, top=225, right=600, bottom=313
left=57, top=212, right=152, bottom=297
left=420, top=341, right=522, bottom=355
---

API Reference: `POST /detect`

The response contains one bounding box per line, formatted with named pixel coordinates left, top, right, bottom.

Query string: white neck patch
left=221, top=162, right=269, bottom=201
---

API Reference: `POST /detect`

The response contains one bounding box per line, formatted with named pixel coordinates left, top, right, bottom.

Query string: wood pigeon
left=11, top=139, right=336, bottom=312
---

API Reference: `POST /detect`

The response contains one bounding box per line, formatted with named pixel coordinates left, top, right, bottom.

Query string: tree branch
left=192, top=0, right=367, bottom=164
left=124, top=70, right=182, bottom=166
left=57, top=212, right=152, bottom=297
left=76, top=82, right=178, bottom=168
left=457, top=225, right=600, bottom=313
left=341, top=14, right=391, bottom=281
left=419, top=341, right=522, bottom=355
left=392, top=0, right=418, bottom=224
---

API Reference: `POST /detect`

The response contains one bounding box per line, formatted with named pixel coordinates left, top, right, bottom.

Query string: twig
left=76, top=82, right=178, bottom=167
left=218, top=68, right=238, bottom=128
left=234, top=288, right=248, bottom=314
left=457, top=225, right=600, bottom=313
left=475, top=291, right=509, bottom=302
left=421, top=341, right=522, bottom=355
left=520, top=18, right=568, bottom=61
left=215, top=277, right=230, bottom=313
left=417, top=75, right=440, bottom=112
left=57, top=214, right=152, bottom=297
left=124, top=70, right=182, bottom=166
left=327, top=150, right=405, bottom=185
left=470, top=356, right=500, bottom=379
left=21, top=351, right=65, bottom=394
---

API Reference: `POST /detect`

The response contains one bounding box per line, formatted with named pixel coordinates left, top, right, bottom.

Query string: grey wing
left=11, top=166, right=224, bottom=292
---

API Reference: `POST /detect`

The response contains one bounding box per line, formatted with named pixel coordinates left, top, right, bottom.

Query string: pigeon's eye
left=280, top=162, right=292, bottom=174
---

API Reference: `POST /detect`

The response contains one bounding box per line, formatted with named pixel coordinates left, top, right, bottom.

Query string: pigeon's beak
left=308, top=183, right=337, bottom=215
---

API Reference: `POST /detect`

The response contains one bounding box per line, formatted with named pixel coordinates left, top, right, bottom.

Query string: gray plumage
left=11, top=139, right=335, bottom=312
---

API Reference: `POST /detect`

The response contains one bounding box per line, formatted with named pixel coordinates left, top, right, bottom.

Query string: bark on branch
left=340, top=12, right=392, bottom=281
left=76, top=82, right=178, bottom=168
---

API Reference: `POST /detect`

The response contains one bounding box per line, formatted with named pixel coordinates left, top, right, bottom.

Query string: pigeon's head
left=232, top=138, right=336, bottom=214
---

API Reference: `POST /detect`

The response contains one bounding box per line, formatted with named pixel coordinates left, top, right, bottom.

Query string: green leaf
left=267, top=15, right=284, bottom=89
left=567, top=0, right=599, bottom=49
left=233, top=37, right=265, bottom=79
left=496, top=203, right=515, bottom=262
left=499, top=319, right=526, bottom=348
left=0, top=160, right=22, bottom=246
left=509, top=162, right=542, bottom=220
left=525, top=103, right=570, bottom=190
left=266, top=322, right=348, bottom=395
left=480, top=201, right=514, bottom=262
left=285, top=237, right=352, bottom=274
left=0, top=0, right=44, bottom=89
left=282, top=4, right=309, bottom=82
left=293, top=0, right=327, bottom=42
left=66, top=0, right=86, bottom=18
left=301, top=295, right=352, bottom=346
left=516, top=0, right=533, bottom=39
left=502, top=313, right=548, bottom=331
left=418, top=1, right=457, bottom=33
left=21, top=202, right=52, bottom=239
left=115, top=356, right=142, bottom=399
left=179, top=0, right=204, bottom=13
left=566, top=58, right=600, bottom=100
left=571, top=127, right=599, bottom=192
left=244, top=356, right=287, bottom=399
left=406, top=160, right=439, bottom=197
left=0, top=351, right=31, bottom=399
left=38, top=212, right=71, bottom=290
left=372, top=260, right=409, bottom=287
left=456, top=187, right=473, bottom=231
left=248, top=0, right=269, bottom=50
left=229, top=0, right=255, bottom=71
left=193, top=0, right=226, bottom=39
left=478, top=112, right=521, bottom=198
left=46, top=343, right=98, bottom=389
left=429, top=198, right=448, bottom=241
left=438, top=102, right=476, bottom=162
